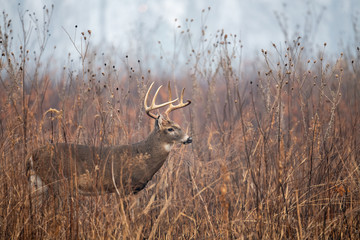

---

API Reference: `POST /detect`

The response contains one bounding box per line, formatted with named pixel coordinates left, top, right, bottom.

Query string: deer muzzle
left=183, top=137, right=192, bottom=144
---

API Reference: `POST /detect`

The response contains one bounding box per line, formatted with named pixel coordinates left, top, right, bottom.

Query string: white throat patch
left=163, top=143, right=173, bottom=152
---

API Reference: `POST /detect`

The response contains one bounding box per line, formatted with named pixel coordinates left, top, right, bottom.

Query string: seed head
left=220, top=186, right=227, bottom=194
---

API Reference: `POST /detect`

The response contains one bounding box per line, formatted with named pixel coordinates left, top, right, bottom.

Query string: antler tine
left=164, top=82, right=192, bottom=118
left=144, top=82, right=178, bottom=119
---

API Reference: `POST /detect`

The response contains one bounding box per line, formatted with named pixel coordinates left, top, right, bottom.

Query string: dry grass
left=1, top=6, right=359, bottom=239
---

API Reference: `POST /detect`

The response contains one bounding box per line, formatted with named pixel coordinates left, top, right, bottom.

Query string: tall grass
left=1, top=5, right=359, bottom=239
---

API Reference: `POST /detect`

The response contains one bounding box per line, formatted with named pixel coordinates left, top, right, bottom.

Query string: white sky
left=1, top=0, right=359, bottom=66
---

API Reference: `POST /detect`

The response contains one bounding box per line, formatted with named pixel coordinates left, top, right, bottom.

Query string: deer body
left=27, top=82, right=192, bottom=197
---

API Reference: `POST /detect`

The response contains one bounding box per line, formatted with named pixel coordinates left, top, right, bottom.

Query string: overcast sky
left=1, top=0, right=359, bottom=66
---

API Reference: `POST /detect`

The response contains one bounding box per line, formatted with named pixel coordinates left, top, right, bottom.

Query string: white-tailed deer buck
left=27, top=82, right=192, bottom=197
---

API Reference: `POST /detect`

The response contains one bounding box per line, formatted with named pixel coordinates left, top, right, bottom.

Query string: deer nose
left=183, top=137, right=192, bottom=144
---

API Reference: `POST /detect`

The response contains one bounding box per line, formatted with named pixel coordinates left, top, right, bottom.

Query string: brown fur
left=28, top=115, right=191, bottom=196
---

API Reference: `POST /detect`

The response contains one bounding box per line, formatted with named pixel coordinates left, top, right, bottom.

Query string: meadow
left=0, top=6, right=359, bottom=239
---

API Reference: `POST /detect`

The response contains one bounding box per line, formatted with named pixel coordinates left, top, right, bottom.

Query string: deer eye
left=167, top=128, right=174, bottom=132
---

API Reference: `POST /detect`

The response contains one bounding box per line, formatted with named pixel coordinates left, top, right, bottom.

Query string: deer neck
left=138, top=130, right=173, bottom=176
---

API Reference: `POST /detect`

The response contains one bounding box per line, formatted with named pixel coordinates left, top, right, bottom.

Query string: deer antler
left=164, top=82, right=191, bottom=118
left=144, top=82, right=178, bottom=119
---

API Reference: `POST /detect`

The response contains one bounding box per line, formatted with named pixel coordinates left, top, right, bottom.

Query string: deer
left=27, top=82, right=192, bottom=199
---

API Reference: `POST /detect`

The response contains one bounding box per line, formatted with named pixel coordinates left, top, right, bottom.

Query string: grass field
left=0, top=6, right=359, bottom=239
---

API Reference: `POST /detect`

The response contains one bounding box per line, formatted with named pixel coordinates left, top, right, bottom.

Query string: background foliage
left=1, top=5, right=359, bottom=239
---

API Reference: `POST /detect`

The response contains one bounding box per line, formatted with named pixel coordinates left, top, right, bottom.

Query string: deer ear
left=156, top=114, right=167, bottom=130
left=155, top=115, right=163, bottom=130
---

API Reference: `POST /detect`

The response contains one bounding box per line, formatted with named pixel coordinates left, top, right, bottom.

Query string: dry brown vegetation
left=1, top=6, right=360, bottom=239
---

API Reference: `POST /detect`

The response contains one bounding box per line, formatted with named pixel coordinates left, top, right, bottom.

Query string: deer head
left=144, top=82, right=192, bottom=146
